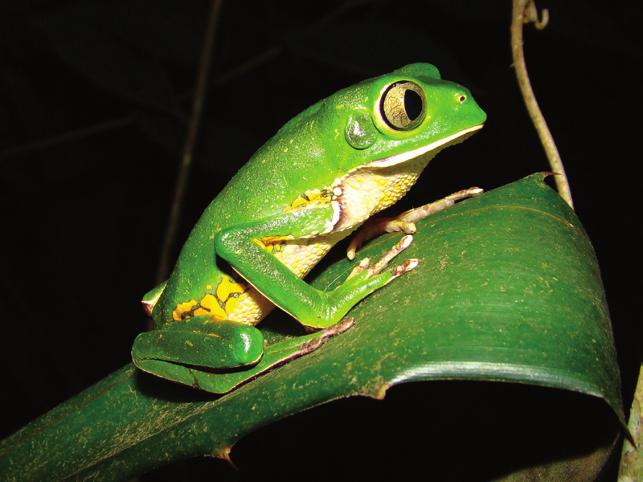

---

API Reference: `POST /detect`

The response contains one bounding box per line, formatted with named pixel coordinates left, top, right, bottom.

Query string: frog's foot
left=347, top=186, right=483, bottom=259
left=347, top=234, right=417, bottom=281
left=200, top=316, right=354, bottom=393
left=294, top=315, right=356, bottom=348
left=347, top=219, right=416, bottom=261
left=136, top=317, right=354, bottom=394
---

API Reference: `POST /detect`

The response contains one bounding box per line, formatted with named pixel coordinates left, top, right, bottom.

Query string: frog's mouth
left=366, top=123, right=484, bottom=169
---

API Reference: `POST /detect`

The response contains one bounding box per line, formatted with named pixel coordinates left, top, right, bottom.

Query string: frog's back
left=152, top=102, right=343, bottom=326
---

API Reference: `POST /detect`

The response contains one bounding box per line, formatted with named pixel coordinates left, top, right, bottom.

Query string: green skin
left=132, top=63, right=486, bottom=393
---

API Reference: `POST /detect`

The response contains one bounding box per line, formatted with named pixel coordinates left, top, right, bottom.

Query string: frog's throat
left=330, top=122, right=483, bottom=233
left=366, top=123, right=484, bottom=169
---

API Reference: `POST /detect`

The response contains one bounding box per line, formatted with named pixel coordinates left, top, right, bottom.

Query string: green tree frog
left=132, top=63, right=486, bottom=393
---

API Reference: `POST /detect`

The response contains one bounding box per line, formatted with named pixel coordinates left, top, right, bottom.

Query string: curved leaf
left=0, top=174, right=623, bottom=480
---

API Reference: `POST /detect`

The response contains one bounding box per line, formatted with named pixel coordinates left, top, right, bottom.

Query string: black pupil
left=404, top=89, right=422, bottom=121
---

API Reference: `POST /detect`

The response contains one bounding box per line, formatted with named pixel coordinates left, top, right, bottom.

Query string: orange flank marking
left=173, top=276, right=249, bottom=324
left=286, top=188, right=333, bottom=211
left=216, top=276, right=245, bottom=301
left=216, top=276, right=246, bottom=317
left=195, top=293, right=227, bottom=320
left=255, top=236, right=290, bottom=252
left=172, top=300, right=197, bottom=321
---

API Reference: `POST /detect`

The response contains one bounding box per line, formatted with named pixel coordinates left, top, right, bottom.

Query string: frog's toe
left=347, top=219, right=416, bottom=260
left=368, top=234, right=414, bottom=275
left=390, top=258, right=420, bottom=279
left=347, top=257, right=371, bottom=281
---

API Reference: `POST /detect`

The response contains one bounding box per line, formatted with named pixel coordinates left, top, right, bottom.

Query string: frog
left=132, top=63, right=486, bottom=393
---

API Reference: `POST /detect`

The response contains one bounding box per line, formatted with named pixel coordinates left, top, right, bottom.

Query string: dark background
left=0, top=0, right=639, bottom=480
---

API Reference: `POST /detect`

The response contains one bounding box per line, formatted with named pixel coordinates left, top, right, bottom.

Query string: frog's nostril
left=458, top=94, right=467, bottom=104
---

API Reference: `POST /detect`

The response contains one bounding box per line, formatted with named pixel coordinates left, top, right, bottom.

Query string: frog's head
left=317, top=63, right=486, bottom=173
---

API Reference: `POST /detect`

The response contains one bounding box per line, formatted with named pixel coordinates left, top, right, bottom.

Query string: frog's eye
left=380, top=81, right=426, bottom=130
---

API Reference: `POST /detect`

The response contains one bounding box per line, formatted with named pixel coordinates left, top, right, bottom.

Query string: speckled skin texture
left=149, top=63, right=486, bottom=328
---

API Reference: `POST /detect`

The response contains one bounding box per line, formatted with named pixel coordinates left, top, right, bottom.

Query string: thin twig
left=156, top=0, right=223, bottom=284
left=510, top=0, right=574, bottom=208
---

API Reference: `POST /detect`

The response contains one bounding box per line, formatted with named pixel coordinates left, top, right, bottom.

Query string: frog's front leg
left=347, top=187, right=484, bottom=259
left=215, top=205, right=417, bottom=329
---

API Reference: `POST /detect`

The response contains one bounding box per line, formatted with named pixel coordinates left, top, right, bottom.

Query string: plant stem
left=156, top=0, right=224, bottom=285
left=510, top=0, right=574, bottom=209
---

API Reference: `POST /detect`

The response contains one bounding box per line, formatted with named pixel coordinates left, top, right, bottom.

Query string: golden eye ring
left=380, top=81, right=426, bottom=130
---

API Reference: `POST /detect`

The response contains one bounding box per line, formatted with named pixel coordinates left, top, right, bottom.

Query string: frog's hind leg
left=132, top=316, right=354, bottom=394
left=203, top=316, right=356, bottom=393
left=132, top=316, right=265, bottom=390
left=347, top=187, right=483, bottom=259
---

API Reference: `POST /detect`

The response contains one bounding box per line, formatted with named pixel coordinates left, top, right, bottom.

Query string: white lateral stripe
left=367, top=124, right=484, bottom=168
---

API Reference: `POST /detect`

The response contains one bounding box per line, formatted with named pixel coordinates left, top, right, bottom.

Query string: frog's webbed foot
left=347, top=186, right=483, bottom=260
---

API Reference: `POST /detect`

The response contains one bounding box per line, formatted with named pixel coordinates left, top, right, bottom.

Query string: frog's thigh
left=347, top=186, right=483, bottom=259
left=132, top=316, right=264, bottom=375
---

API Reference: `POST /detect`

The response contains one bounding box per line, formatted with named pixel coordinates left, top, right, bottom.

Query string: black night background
left=0, top=1, right=640, bottom=480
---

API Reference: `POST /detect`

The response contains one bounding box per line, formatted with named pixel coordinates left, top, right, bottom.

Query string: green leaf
left=0, top=174, right=624, bottom=480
